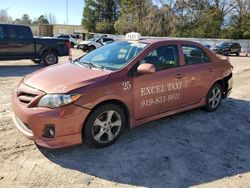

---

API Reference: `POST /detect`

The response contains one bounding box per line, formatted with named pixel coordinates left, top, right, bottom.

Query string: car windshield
left=76, top=41, right=148, bottom=71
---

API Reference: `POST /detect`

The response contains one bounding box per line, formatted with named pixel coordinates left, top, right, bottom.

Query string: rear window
left=233, top=43, right=241, bottom=47
left=182, top=45, right=210, bottom=65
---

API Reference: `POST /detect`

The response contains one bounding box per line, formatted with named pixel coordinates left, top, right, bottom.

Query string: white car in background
left=77, top=35, right=115, bottom=52
left=57, top=34, right=77, bottom=48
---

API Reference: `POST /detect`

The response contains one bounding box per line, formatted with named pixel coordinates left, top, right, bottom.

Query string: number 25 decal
left=122, top=81, right=131, bottom=91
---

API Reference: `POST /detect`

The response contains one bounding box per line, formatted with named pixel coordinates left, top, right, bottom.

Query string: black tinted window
left=233, top=43, right=241, bottom=47
left=142, top=45, right=179, bottom=71
left=8, top=26, right=32, bottom=40
left=0, top=26, right=4, bottom=39
left=103, top=38, right=114, bottom=42
left=182, top=45, right=210, bottom=65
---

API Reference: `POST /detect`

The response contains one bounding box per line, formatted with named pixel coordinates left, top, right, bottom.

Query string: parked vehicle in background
left=203, top=44, right=211, bottom=49
left=212, top=42, right=241, bottom=56
left=77, top=35, right=115, bottom=52
left=57, top=34, right=77, bottom=48
left=12, top=33, right=233, bottom=149
left=0, top=24, right=70, bottom=65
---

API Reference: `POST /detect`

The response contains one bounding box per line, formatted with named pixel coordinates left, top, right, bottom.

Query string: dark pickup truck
left=0, top=24, right=70, bottom=65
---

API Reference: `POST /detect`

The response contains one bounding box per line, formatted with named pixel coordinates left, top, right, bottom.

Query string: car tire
left=84, top=104, right=125, bottom=148
left=89, top=46, right=96, bottom=52
left=42, top=51, right=58, bottom=66
left=236, top=52, right=240, bottom=56
left=204, top=83, right=223, bottom=112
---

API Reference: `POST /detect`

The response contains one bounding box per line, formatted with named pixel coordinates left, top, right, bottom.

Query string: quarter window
left=142, top=45, right=179, bottom=71
left=182, top=45, right=210, bottom=65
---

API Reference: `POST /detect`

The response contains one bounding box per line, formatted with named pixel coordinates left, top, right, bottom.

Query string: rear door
left=180, top=45, right=215, bottom=107
left=0, top=25, right=7, bottom=59
left=133, top=44, right=184, bottom=120
left=6, top=25, right=35, bottom=59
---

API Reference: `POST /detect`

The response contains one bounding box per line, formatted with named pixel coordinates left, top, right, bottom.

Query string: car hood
left=24, top=63, right=111, bottom=93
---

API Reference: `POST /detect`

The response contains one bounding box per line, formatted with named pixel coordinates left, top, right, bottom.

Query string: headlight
left=37, top=94, right=81, bottom=108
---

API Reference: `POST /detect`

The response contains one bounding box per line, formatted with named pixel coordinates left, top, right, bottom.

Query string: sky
left=1, top=0, right=84, bottom=25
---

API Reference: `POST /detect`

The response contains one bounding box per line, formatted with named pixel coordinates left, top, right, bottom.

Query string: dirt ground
left=0, top=49, right=250, bottom=188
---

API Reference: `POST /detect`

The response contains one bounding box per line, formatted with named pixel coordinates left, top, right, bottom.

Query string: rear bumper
left=224, top=74, right=233, bottom=98
left=12, top=93, right=91, bottom=149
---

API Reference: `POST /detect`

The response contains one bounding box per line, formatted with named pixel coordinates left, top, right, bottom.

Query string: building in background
left=30, top=24, right=89, bottom=40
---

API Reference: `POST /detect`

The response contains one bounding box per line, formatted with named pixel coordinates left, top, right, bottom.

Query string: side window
left=0, top=26, right=4, bottom=40
left=142, top=45, right=179, bottom=71
left=103, top=38, right=114, bottom=42
left=182, top=45, right=210, bottom=65
left=8, top=26, right=32, bottom=41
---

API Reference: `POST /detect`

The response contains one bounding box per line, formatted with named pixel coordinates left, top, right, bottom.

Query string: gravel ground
left=0, top=49, right=250, bottom=188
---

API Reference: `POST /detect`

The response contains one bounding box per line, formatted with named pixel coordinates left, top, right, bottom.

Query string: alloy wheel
left=208, top=87, right=222, bottom=109
left=46, top=54, right=56, bottom=65
left=92, top=110, right=122, bottom=144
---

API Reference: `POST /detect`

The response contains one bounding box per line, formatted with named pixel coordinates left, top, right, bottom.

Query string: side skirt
left=130, top=97, right=206, bottom=128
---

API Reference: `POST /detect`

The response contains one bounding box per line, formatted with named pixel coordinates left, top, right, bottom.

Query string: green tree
left=82, top=0, right=119, bottom=33
left=82, top=0, right=98, bottom=32
left=38, top=15, right=49, bottom=24
left=20, top=14, right=32, bottom=25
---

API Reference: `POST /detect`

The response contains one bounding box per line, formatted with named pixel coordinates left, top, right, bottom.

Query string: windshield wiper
left=81, top=61, right=105, bottom=71
left=73, top=59, right=90, bottom=68
left=73, top=59, right=105, bottom=71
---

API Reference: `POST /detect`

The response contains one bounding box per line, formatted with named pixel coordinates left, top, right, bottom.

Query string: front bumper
left=12, top=85, right=91, bottom=149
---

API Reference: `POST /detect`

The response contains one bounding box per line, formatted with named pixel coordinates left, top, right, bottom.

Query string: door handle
left=175, top=74, right=183, bottom=79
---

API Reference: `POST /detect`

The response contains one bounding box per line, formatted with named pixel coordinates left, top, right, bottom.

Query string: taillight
left=66, top=40, right=70, bottom=49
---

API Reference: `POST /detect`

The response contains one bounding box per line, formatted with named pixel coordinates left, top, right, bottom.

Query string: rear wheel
left=42, top=51, right=58, bottom=66
left=84, top=104, right=125, bottom=148
left=236, top=51, right=240, bottom=56
left=204, top=84, right=223, bottom=112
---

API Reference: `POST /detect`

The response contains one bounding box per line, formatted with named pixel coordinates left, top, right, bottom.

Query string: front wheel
left=42, top=51, right=58, bottom=66
left=84, top=104, right=125, bottom=148
left=204, top=84, right=223, bottom=112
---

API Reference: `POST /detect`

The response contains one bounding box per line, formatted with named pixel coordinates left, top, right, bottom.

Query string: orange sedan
left=12, top=34, right=233, bottom=148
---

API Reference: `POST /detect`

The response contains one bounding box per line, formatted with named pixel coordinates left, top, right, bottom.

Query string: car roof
left=0, top=23, right=29, bottom=27
left=120, top=38, right=204, bottom=46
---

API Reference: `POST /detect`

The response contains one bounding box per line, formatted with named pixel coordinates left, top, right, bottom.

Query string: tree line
left=0, top=9, right=57, bottom=25
left=82, top=0, right=250, bottom=39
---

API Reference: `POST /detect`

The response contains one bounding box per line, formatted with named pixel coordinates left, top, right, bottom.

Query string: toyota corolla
left=12, top=33, right=233, bottom=148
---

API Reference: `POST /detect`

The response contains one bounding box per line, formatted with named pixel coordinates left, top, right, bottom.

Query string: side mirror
left=137, top=63, right=155, bottom=74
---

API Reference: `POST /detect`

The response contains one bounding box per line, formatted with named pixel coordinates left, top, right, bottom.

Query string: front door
left=133, top=44, right=184, bottom=120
